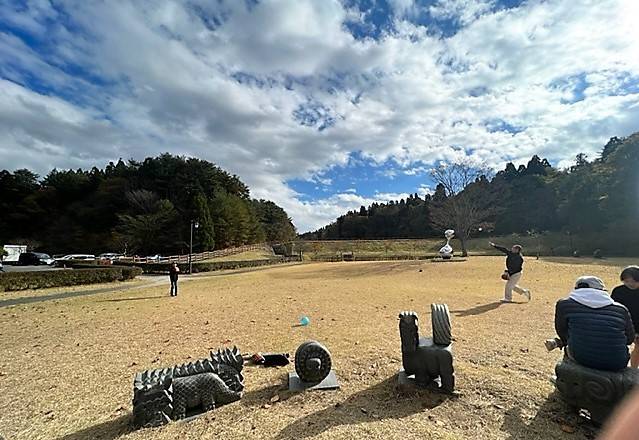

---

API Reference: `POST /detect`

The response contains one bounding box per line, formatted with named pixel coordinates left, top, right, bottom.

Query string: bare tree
left=430, top=159, right=490, bottom=196
left=430, top=160, right=496, bottom=256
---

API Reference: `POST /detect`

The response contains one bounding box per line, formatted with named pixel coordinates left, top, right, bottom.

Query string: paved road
left=0, top=276, right=165, bottom=308
left=0, top=263, right=302, bottom=308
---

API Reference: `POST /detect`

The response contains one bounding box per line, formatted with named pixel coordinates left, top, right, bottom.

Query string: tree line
left=301, top=134, right=639, bottom=256
left=0, top=154, right=296, bottom=255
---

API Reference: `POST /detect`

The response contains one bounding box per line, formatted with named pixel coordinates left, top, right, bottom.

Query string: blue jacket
left=555, top=289, right=634, bottom=371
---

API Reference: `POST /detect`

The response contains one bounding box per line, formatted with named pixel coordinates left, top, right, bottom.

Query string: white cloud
left=429, top=0, right=495, bottom=26
left=403, top=165, right=428, bottom=175
left=1, top=0, right=638, bottom=232
left=417, top=184, right=434, bottom=197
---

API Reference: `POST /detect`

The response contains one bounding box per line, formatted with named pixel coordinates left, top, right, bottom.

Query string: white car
left=60, top=254, right=95, bottom=260
left=98, top=253, right=122, bottom=261
left=54, top=254, right=96, bottom=266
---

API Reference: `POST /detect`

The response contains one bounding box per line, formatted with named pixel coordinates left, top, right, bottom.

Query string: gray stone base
left=179, top=412, right=206, bottom=423
left=397, top=369, right=442, bottom=392
left=430, top=258, right=467, bottom=263
left=288, top=370, right=340, bottom=391
left=554, top=358, right=639, bottom=424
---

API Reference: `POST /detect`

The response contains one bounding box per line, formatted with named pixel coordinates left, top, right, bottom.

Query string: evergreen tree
left=0, top=154, right=294, bottom=254
left=193, top=193, right=215, bottom=251
left=301, top=132, right=639, bottom=257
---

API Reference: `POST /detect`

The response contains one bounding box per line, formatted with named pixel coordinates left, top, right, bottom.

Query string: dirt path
left=0, top=263, right=303, bottom=308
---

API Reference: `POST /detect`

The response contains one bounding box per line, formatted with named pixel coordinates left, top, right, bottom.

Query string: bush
left=121, top=266, right=143, bottom=279
left=0, top=266, right=143, bottom=292
left=117, top=256, right=300, bottom=274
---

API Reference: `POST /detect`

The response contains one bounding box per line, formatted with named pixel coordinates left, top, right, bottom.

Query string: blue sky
left=288, top=151, right=433, bottom=202
left=1, top=0, right=638, bottom=231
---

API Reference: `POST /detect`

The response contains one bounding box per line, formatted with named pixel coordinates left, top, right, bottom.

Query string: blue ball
left=300, top=316, right=310, bottom=326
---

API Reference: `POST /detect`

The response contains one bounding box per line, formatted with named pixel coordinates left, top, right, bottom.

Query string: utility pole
left=189, top=220, right=199, bottom=274
left=566, top=230, right=574, bottom=255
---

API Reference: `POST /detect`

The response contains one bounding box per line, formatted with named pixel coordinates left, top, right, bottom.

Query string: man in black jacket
left=169, top=262, right=180, bottom=297
left=611, top=266, right=639, bottom=367
left=555, top=276, right=635, bottom=371
left=489, top=242, right=531, bottom=302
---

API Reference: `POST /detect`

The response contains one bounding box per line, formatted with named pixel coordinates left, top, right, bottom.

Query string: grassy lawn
left=0, top=257, right=633, bottom=439
left=296, top=233, right=630, bottom=260
left=200, top=249, right=276, bottom=262
left=296, top=237, right=528, bottom=260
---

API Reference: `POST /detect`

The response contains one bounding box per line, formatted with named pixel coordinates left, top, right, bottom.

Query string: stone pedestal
left=288, top=370, right=340, bottom=391
left=554, top=358, right=639, bottom=424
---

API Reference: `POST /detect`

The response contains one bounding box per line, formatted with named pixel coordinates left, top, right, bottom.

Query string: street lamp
left=566, top=230, right=574, bottom=255
left=189, top=220, right=199, bottom=274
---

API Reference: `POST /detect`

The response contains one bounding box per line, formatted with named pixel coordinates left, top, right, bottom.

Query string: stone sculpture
left=172, top=372, right=241, bottom=420
left=398, top=304, right=455, bottom=393
left=289, top=340, right=339, bottom=391
left=439, top=229, right=455, bottom=259
left=295, top=341, right=332, bottom=383
left=132, top=347, right=244, bottom=428
left=554, top=357, right=639, bottom=424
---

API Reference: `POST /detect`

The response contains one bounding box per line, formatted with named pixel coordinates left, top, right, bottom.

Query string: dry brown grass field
left=0, top=256, right=636, bottom=440
left=201, top=248, right=276, bottom=262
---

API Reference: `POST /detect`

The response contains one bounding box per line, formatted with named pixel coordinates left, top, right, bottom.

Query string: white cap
left=575, top=276, right=606, bottom=291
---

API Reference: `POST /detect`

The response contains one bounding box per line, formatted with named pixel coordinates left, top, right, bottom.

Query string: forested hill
left=0, top=154, right=296, bottom=255
left=302, top=134, right=639, bottom=245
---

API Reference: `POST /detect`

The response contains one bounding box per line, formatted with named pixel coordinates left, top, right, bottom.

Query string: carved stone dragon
left=133, top=347, right=244, bottom=428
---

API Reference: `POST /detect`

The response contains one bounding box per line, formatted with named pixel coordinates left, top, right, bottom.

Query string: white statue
left=439, top=229, right=455, bottom=259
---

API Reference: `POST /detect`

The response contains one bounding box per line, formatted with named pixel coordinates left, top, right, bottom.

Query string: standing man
left=169, top=262, right=180, bottom=297
left=611, top=266, right=639, bottom=367
left=489, top=241, right=531, bottom=302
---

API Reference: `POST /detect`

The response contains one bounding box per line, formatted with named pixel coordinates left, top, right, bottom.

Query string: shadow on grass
left=57, top=414, right=133, bottom=440
left=241, top=382, right=287, bottom=407
left=451, top=301, right=503, bottom=317
left=501, top=391, right=598, bottom=440
left=98, top=295, right=166, bottom=302
left=276, top=375, right=452, bottom=439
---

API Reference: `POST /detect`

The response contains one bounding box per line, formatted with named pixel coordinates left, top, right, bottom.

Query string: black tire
left=294, top=341, right=332, bottom=383
left=431, top=303, right=452, bottom=346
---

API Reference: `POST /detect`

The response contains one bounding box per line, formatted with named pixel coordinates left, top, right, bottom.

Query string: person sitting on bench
left=553, top=276, right=635, bottom=371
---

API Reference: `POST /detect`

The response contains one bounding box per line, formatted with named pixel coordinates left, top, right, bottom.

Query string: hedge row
left=118, top=257, right=301, bottom=274
left=0, top=266, right=143, bottom=292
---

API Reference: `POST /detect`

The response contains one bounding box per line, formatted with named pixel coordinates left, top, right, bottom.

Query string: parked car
left=98, top=253, right=122, bottom=261
left=18, top=252, right=55, bottom=266
left=54, top=254, right=96, bottom=267
left=59, top=254, right=95, bottom=260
